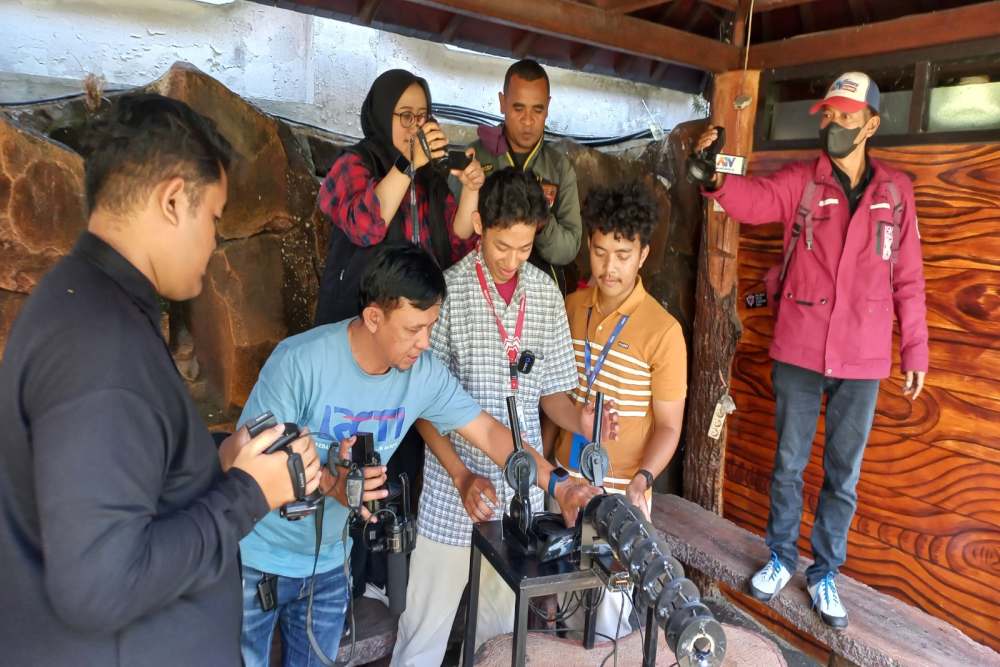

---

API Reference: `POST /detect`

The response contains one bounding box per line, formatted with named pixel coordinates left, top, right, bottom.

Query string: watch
left=393, top=152, right=411, bottom=175
left=548, top=466, right=569, bottom=497
left=635, top=469, right=655, bottom=491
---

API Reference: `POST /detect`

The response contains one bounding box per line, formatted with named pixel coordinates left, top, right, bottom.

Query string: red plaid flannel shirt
left=317, top=152, right=476, bottom=261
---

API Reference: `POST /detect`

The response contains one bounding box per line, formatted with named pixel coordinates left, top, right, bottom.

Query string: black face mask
left=820, top=122, right=864, bottom=159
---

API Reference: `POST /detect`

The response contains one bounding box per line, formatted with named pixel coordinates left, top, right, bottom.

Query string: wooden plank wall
left=723, top=143, right=1000, bottom=651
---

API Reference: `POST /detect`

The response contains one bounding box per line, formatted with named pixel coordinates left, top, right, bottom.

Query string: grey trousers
left=766, top=361, right=880, bottom=585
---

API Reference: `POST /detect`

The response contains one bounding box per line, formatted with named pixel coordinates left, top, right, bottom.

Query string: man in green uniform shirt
left=465, top=59, right=582, bottom=293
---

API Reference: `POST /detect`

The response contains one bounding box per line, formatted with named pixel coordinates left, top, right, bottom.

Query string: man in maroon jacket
left=693, top=72, right=929, bottom=629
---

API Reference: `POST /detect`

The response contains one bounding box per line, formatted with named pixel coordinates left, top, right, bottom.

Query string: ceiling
left=251, top=0, right=1000, bottom=94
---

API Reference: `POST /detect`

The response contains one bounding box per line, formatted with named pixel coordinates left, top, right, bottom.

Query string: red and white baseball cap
left=809, top=72, right=880, bottom=115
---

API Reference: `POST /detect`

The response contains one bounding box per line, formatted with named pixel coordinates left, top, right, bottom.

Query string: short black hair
left=83, top=93, right=234, bottom=215
left=478, top=169, right=548, bottom=231
left=357, top=242, right=447, bottom=314
left=503, top=59, right=550, bottom=95
left=584, top=182, right=658, bottom=247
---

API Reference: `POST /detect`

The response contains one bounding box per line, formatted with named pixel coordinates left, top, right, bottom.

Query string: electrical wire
left=629, top=589, right=645, bottom=656
left=599, top=594, right=626, bottom=667
left=433, top=102, right=656, bottom=147
left=1, top=88, right=659, bottom=148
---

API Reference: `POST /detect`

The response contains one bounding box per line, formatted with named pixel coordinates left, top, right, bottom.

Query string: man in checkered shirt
left=392, top=170, right=609, bottom=666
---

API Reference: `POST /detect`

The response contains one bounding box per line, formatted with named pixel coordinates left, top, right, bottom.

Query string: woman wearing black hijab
left=315, top=69, right=484, bottom=325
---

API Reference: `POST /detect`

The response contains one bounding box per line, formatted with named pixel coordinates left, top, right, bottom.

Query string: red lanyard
left=474, top=255, right=526, bottom=391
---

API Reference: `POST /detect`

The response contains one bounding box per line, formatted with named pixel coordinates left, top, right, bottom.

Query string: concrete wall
left=0, top=0, right=703, bottom=140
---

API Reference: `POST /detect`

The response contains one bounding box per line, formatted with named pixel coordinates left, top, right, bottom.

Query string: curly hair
left=583, top=182, right=658, bottom=247
left=478, top=169, right=549, bottom=230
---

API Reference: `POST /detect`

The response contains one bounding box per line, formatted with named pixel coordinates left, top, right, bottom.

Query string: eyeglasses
left=393, top=111, right=428, bottom=128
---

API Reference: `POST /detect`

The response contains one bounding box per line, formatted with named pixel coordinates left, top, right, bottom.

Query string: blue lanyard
left=583, top=308, right=629, bottom=399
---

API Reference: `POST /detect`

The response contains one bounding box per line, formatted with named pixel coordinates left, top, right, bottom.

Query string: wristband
left=548, top=466, right=569, bottom=497
left=635, top=469, right=654, bottom=491
left=393, top=152, right=411, bottom=175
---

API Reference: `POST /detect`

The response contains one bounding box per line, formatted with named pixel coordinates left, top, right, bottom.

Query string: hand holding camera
left=412, top=117, right=448, bottom=169
left=321, top=434, right=388, bottom=521
left=451, top=147, right=485, bottom=192
left=232, top=419, right=321, bottom=512
left=688, top=125, right=726, bottom=188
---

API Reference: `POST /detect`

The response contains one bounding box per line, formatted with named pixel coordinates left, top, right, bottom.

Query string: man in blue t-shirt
left=238, top=243, right=600, bottom=667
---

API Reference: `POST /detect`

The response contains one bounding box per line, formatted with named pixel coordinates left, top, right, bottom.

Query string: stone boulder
left=145, top=63, right=318, bottom=241
left=0, top=290, right=27, bottom=361
left=0, top=116, right=86, bottom=294
left=145, top=63, right=330, bottom=414
left=190, top=234, right=287, bottom=411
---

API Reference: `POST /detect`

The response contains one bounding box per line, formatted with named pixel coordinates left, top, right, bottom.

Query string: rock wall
left=0, top=62, right=704, bottom=434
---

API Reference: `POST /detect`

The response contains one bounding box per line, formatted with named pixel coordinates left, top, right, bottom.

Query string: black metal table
left=461, top=520, right=604, bottom=667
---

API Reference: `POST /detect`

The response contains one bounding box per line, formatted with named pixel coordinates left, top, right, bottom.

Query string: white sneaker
left=362, top=582, right=389, bottom=607
left=808, top=573, right=848, bottom=629
left=749, top=551, right=791, bottom=602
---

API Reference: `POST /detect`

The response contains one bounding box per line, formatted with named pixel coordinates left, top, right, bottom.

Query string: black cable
left=528, top=591, right=582, bottom=625
left=0, top=87, right=127, bottom=107
left=2, top=89, right=656, bottom=148
left=431, top=103, right=657, bottom=147
left=628, top=590, right=645, bottom=657
left=305, top=504, right=356, bottom=666
left=599, top=600, right=624, bottom=667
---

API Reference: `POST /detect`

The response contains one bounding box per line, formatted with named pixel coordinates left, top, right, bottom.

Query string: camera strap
left=582, top=307, right=629, bottom=403
left=305, top=502, right=357, bottom=667
left=474, top=252, right=526, bottom=393
left=408, top=142, right=420, bottom=247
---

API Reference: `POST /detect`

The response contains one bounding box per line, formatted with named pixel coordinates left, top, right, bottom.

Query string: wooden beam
left=909, top=60, right=932, bottom=134
left=701, top=0, right=739, bottom=11
left=358, top=0, right=382, bottom=25
left=440, top=13, right=463, bottom=42
left=571, top=44, right=599, bottom=69
left=651, top=60, right=671, bottom=81
left=797, top=1, right=816, bottom=33
left=589, top=0, right=671, bottom=13
left=512, top=30, right=537, bottom=59
left=751, top=0, right=819, bottom=11
left=749, top=2, right=1000, bottom=69
left=731, top=0, right=748, bottom=48
left=405, top=0, right=740, bottom=72
left=845, top=0, right=870, bottom=25
left=684, top=68, right=760, bottom=516
left=683, top=1, right=708, bottom=31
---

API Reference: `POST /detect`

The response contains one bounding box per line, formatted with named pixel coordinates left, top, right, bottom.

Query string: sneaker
left=362, top=582, right=389, bottom=607
left=808, top=573, right=848, bottom=629
left=749, top=551, right=791, bottom=602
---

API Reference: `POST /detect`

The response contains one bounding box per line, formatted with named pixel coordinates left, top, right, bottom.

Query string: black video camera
left=415, top=115, right=472, bottom=172
left=246, top=412, right=323, bottom=521
left=350, top=432, right=416, bottom=616
left=687, top=125, right=726, bottom=186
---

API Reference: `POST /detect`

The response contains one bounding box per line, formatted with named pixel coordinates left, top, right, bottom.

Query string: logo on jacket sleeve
left=880, top=224, right=894, bottom=261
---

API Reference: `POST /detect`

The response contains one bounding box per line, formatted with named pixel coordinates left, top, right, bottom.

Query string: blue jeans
left=241, top=563, right=349, bottom=667
left=767, top=361, right=880, bottom=585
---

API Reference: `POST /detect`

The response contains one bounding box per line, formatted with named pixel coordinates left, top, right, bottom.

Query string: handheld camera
left=687, top=126, right=726, bottom=186
left=350, top=432, right=416, bottom=616
left=245, top=412, right=323, bottom=521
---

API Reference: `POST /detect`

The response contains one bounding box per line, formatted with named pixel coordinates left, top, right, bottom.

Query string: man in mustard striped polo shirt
left=555, top=182, right=688, bottom=518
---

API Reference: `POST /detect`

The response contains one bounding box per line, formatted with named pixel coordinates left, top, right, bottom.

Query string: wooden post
left=682, top=69, right=760, bottom=515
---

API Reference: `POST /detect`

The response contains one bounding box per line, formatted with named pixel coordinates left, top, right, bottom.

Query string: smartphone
left=447, top=150, right=472, bottom=170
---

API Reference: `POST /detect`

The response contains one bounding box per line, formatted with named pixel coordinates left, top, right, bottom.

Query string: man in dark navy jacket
left=0, top=94, right=320, bottom=666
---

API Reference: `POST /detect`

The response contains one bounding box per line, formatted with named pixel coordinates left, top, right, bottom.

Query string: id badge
left=569, top=432, right=588, bottom=469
